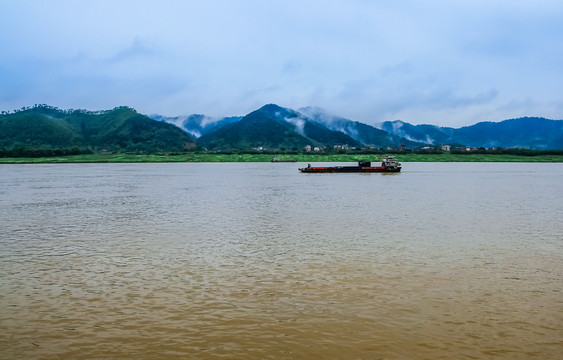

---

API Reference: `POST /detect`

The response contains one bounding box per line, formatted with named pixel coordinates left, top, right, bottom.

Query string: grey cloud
left=108, top=37, right=155, bottom=63
left=1, top=0, right=562, bottom=125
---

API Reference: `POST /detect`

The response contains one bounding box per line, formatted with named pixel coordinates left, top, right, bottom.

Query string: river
left=1, top=162, right=562, bottom=359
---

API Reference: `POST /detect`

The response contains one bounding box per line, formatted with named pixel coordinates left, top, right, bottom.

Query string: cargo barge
left=299, top=156, right=401, bottom=173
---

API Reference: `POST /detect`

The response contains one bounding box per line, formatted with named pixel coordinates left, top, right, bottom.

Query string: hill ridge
left=2, top=104, right=562, bottom=154
left=0, top=105, right=197, bottom=156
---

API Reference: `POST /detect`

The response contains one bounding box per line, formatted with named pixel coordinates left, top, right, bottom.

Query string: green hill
left=0, top=105, right=197, bottom=156
left=198, top=104, right=361, bottom=151
left=380, top=117, right=563, bottom=149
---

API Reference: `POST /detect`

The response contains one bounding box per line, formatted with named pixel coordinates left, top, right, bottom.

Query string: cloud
left=1, top=0, right=562, bottom=126
left=284, top=116, right=306, bottom=136
left=496, top=98, right=539, bottom=113
left=281, top=61, right=303, bottom=75
left=108, top=37, right=155, bottom=63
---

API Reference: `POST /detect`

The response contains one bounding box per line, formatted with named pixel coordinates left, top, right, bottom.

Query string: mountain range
left=378, top=117, right=563, bottom=149
left=152, top=104, right=563, bottom=150
left=152, top=104, right=428, bottom=150
left=1, top=104, right=562, bottom=156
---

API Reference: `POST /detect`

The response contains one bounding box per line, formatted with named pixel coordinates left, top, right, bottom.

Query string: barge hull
left=299, top=156, right=402, bottom=173
left=300, top=166, right=400, bottom=173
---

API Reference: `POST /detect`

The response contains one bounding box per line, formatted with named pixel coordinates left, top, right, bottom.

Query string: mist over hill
left=298, top=106, right=423, bottom=149
left=2, top=103, right=562, bottom=157
left=150, top=114, right=242, bottom=138
left=154, top=104, right=562, bottom=150
left=154, top=104, right=423, bottom=150
left=378, top=117, right=563, bottom=149
left=196, top=104, right=363, bottom=151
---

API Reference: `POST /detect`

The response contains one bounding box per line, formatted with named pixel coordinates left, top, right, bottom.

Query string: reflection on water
left=1, top=162, right=562, bottom=359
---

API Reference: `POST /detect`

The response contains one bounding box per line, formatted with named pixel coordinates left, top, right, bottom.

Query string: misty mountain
left=197, top=104, right=362, bottom=150
left=300, top=107, right=424, bottom=148
left=155, top=104, right=562, bottom=150
left=154, top=104, right=420, bottom=150
left=379, top=121, right=452, bottom=145
left=150, top=114, right=242, bottom=138
left=4, top=104, right=561, bottom=156
left=379, top=117, right=563, bottom=149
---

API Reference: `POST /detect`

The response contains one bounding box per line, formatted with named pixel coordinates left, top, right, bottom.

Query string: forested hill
left=2, top=104, right=562, bottom=156
left=156, top=104, right=563, bottom=150
left=379, top=117, right=563, bottom=149
left=0, top=105, right=197, bottom=156
left=197, top=104, right=364, bottom=151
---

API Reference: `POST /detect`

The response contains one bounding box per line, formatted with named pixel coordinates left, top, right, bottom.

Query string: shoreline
left=2, top=153, right=563, bottom=164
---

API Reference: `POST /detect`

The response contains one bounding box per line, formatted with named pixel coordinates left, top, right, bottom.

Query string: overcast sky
left=1, top=0, right=562, bottom=126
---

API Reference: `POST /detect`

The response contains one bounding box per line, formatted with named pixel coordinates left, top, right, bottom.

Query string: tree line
left=0, top=147, right=94, bottom=158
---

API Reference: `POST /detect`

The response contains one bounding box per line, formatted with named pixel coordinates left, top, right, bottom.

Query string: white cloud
left=284, top=116, right=306, bottom=136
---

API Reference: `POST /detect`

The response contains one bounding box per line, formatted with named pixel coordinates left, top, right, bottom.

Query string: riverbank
left=2, top=153, right=563, bottom=163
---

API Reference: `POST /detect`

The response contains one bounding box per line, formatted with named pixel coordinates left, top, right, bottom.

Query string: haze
left=1, top=0, right=562, bottom=126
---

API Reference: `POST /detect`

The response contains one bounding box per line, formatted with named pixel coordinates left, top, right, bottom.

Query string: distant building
left=305, top=145, right=312, bottom=152
left=441, top=145, right=451, bottom=152
left=334, top=144, right=346, bottom=150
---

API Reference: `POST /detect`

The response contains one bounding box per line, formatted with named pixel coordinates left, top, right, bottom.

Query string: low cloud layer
left=1, top=0, right=562, bottom=126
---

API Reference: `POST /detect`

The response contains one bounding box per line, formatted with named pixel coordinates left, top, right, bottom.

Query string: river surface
left=1, top=162, right=562, bottom=359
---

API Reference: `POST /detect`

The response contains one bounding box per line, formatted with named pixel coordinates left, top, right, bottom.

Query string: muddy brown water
left=1, top=162, right=561, bottom=359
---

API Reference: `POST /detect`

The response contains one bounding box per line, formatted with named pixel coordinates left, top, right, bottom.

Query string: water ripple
left=1, top=162, right=562, bottom=359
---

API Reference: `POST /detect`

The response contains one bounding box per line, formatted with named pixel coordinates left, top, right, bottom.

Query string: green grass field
left=2, top=153, right=563, bottom=163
